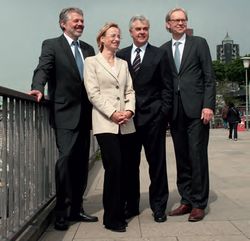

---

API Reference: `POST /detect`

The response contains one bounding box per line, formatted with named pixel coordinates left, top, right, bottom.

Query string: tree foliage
left=212, top=56, right=249, bottom=108
left=225, top=58, right=245, bottom=85
left=212, top=60, right=225, bottom=82
left=212, top=58, right=246, bottom=85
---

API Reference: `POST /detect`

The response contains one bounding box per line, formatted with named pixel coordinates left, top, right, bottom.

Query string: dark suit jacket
left=160, top=35, right=216, bottom=120
left=32, top=35, right=95, bottom=130
left=117, top=43, right=173, bottom=127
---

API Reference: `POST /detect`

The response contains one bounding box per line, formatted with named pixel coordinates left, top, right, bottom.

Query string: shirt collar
left=172, top=34, right=186, bottom=47
left=64, top=33, right=79, bottom=46
left=132, top=42, right=148, bottom=53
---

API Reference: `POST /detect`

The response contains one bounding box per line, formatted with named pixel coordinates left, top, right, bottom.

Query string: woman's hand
left=110, top=110, right=133, bottom=124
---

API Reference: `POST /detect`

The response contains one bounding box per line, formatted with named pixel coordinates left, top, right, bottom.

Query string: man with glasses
left=161, top=8, right=216, bottom=222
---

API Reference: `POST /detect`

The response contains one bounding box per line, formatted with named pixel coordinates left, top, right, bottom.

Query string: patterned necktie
left=132, top=48, right=141, bottom=72
left=174, top=42, right=181, bottom=72
left=72, top=41, right=83, bottom=79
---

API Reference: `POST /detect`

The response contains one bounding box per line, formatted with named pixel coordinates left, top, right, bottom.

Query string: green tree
left=213, top=57, right=247, bottom=85
left=212, top=57, right=249, bottom=109
left=212, top=60, right=225, bottom=82
left=225, top=58, right=245, bottom=85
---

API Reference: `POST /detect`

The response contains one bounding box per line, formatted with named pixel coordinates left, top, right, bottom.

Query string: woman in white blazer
left=84, top=22, right=135, bottom=232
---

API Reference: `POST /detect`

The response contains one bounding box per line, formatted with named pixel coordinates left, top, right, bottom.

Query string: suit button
left=116, top=97, right=120, bottom=100
left=116, top=86, right=119, bottom=89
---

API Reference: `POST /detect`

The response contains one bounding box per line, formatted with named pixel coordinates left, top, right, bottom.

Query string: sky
left=1, top=0, right=250, bottom=92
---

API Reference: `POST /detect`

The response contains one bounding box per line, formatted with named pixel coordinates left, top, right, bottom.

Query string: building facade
left=217, top=32, right=240, bottom=63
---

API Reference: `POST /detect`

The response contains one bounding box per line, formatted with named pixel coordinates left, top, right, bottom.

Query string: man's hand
left=201, top=108, right=214, bottom=125
left=28, top=90, right=43, bottom=102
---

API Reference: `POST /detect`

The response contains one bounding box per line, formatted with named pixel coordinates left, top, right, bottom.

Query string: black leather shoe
left=123, top=220, right=128, bottom=227
left=105, top=225, right=126, bottom=232
left=54, top=216, right=69, bottom=231
left=124, top=209, right=140, bottom=219
left=69, top=211, right=98, bottom=222
left=153, top=211, right=167, bottom=223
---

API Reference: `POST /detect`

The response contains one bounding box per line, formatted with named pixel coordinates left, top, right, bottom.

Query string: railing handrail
left=0, top=86, right=37, bottom=102
left=0, top=86, right=99, bottom=240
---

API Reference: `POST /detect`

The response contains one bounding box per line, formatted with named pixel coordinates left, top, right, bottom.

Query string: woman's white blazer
left=84, top=52, right=135, bottom=135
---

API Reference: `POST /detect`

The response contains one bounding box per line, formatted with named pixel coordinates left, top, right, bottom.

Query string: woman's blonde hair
left=96, top=22, right=120, bottom=52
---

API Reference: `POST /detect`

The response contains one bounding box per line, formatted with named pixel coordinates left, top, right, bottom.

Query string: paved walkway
left=39, top=129, right=250, bottom=241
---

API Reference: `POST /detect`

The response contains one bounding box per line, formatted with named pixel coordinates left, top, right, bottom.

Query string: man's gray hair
left=165, top=7, right=188, bottom=22
left=59, top=7, right=83, bottom=31
left=129, top=15, right=150, bottom=30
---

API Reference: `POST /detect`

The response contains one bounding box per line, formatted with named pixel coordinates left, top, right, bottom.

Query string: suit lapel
left=141, top=44, right=152, bottom=66
left=166, top=41, right=177, bottom=72
left=165, top=40, right=183, bottom=75
left=59, top=35, right=81, bottom=80
left=59, top=35, right=76, bottom=65
left=122, top=46, right=133, bottom=74
left=96, top=53, right=121, bottom=82
left=133, top=44, right=153, bottom=77
left=179, top=36, right=192, bottom=73
left=165, top=36, right=193, bottom=74
left=79, top=42, right=91, bottom=59
left=115, top=58, right=122, bottom=78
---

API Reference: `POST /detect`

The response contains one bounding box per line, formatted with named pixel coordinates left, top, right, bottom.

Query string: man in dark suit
left=29, top=7, right=98, bottom=230
left=117, top=15, right=173, bottom=223
left=160, top=8, right=216, bottom=222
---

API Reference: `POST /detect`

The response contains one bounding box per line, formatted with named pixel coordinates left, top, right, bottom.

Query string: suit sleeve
left=31, top=40, right=55, bottom=94
left=83, top=58, right=116, bottom=118
left=160, top=50, right=173, bottom=119
left=199, top=38, right=216, bottom=111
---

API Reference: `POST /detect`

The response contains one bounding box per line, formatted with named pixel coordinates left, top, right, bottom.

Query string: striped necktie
left=132, top=48, right=141, bottom=73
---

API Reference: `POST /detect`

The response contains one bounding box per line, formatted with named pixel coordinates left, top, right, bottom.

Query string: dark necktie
left=132, top=48, right=141, bottom=72
left=72, top=41, right=83, bottom=79
left=174, top=42, right=181, bottom=72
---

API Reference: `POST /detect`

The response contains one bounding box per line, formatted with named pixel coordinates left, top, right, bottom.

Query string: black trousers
left=228, top=122, right=238, bottom=139
left=170, top=96, right=209, bottom=209
left=96, top=133, right=134, bottom=228
left=127, top=116, right=169, bottom=214
left=54, top=125, right=90, bottom=217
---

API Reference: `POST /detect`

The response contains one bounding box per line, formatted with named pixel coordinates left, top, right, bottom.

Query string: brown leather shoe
left=169, top=204, right=192, bottom=216
left=188, top=208, right=205, bottom=222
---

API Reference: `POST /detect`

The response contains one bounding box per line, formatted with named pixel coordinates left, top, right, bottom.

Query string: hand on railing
left=28, top=90, right=43, bottom=102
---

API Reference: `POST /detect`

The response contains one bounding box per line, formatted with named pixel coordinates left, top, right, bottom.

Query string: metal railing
left=0, top=86, right=98, bottom=240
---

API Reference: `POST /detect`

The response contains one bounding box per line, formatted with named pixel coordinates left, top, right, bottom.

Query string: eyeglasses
left=169, top=19, right=187, bottom=24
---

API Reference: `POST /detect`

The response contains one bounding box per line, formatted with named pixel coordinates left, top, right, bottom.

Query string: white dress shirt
left=171, top=34, right=186, bottom=62
left=130, top=43, right=148, bottom=64
left=64, top=33, right=84, bottom=63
